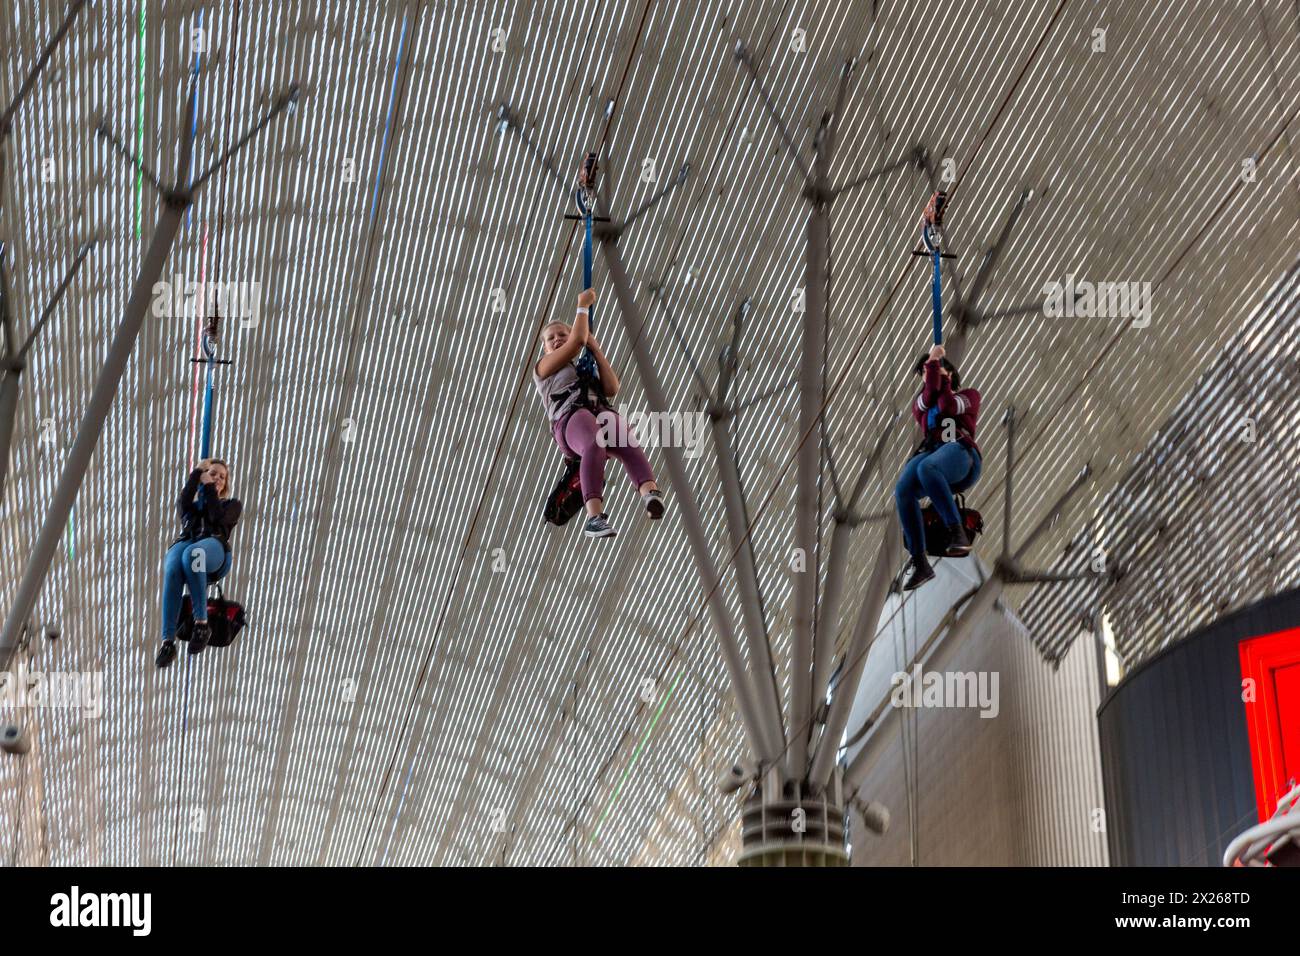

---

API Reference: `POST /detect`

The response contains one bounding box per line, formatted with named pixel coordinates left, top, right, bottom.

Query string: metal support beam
left=703, top=301, right=782, bottom=746
left=812, top=520, right=850, bottom=715
left=842, top=569, right=1005, bottom=792
left=733, top=43, right=812, bottom=185
left=494, top=103, right=569, bottom=193
left=788, top=135, right=830, bottom=778
left=0, top=371, right=17, bottom=508
left=0, top=202, right=187, bottom=667
left=832, top=157, right=912, bottom=200
left=0, top=0, right=88, bottom=211
left=1003, top=406, right=1016, bottom=553
left=709, top=409, right=784, bottom=751
left=600, top=240, right=782, bottom=767
left=808, top=521, right=901, bottom=789
left=0, top=243, right=93, bottom=506
left=811, top=413, right=897, bottom=719
left=493, top=108, right=785, bottom=767
left=963, top=187, right=1033, bottom=312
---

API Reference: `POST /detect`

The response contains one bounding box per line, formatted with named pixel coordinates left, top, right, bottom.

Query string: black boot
left=156, top=639, right=178, bottom=669
left=944, top=522, right=972, bottom=557
left=188, top=620, right=211, bottom=655
left=902, top=554, right=935, bottom=591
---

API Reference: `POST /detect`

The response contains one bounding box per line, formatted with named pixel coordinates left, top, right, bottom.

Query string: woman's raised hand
left=578, top=288, right=596, bottom=310
left=929, top=344, right=945, bottom=362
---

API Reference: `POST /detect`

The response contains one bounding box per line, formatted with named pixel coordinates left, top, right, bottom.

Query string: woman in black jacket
left=156, top=458, right=242, bottom=667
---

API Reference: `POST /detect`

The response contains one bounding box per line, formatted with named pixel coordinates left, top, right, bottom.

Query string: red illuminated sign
left=1239, top=626, right=1300, bottom=820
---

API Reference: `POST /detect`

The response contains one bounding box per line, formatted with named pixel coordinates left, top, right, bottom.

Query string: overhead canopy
left=0, top=0, right=1295, bottom=864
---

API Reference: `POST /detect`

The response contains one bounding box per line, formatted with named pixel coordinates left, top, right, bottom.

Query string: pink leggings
left=554, top=408, right=655, bottom=503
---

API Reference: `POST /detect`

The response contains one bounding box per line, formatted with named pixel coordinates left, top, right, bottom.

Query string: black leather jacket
left=172, top=467, right=242, bottom=551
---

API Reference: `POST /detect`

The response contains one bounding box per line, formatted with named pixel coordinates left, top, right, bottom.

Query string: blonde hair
left=199, top=457, right=233, bottom=499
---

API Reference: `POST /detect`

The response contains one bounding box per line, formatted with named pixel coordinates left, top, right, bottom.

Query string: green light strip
left=135, top=3, right=145, bottom=238
left=589, top=669, right=684, bottom=842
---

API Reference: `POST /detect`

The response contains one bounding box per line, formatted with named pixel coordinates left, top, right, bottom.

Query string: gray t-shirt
left=534, top=359, right=594, bottom=424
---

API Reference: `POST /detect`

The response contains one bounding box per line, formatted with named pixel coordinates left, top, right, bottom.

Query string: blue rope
left=583, top=208, right=593, bottom=290
left=931, top=245, right=942, bottom=345
left=922, top=222, right=943, bottom=346
left=199, top=337, right=216, bottom=459
left=575, top=183, right=598, bottom=381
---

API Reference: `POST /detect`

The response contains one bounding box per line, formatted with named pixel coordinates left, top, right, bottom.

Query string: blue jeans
left=161, top=538, right=229, bottom=640
left=895, top=442, right=982, bottom=558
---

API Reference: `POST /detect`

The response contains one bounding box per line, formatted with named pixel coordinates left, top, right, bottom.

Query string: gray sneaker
left=583, top=513, right=617, bottom=539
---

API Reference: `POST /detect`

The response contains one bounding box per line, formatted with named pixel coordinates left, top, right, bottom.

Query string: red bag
left=176, top=585, right=248, bottom=647
left=921, top=494, right=983, bottom=557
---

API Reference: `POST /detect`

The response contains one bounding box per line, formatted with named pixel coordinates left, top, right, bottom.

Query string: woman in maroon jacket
left=895, top=344, right=982, bottom=591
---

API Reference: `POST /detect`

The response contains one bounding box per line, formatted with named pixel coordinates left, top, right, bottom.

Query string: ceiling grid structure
left=0, top=0, right=1295, bottom=866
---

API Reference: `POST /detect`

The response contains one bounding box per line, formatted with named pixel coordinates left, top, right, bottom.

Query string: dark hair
left=914, top=353, right=961, bottom=390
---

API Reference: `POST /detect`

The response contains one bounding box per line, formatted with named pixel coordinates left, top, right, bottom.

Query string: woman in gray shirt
left=534, top=288, right=665, bottom=538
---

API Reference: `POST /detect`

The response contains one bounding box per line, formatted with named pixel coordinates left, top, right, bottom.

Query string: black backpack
left=176, top=584, right=248, bottom=648
left=542, top=456, right=584, bottom=526
left=921, top=494, right=984, bottom=557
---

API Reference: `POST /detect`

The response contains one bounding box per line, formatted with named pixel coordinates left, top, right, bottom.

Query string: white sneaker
left=643, top=490, right=666, bottom=520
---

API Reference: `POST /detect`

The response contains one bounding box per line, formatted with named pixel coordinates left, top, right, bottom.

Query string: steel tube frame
left=601, top=240, right=782, bottom=766
left=494, top=104, right=784, bottom=767
left=709, top=409, right=784, bottom=750
left=808, top=521, right=901, bottom=789
left=788, top=148, right=829, bottom=778
left=1004, top=406, right=1016, bottom=550
left=812, top=415, right=897, bottom=722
